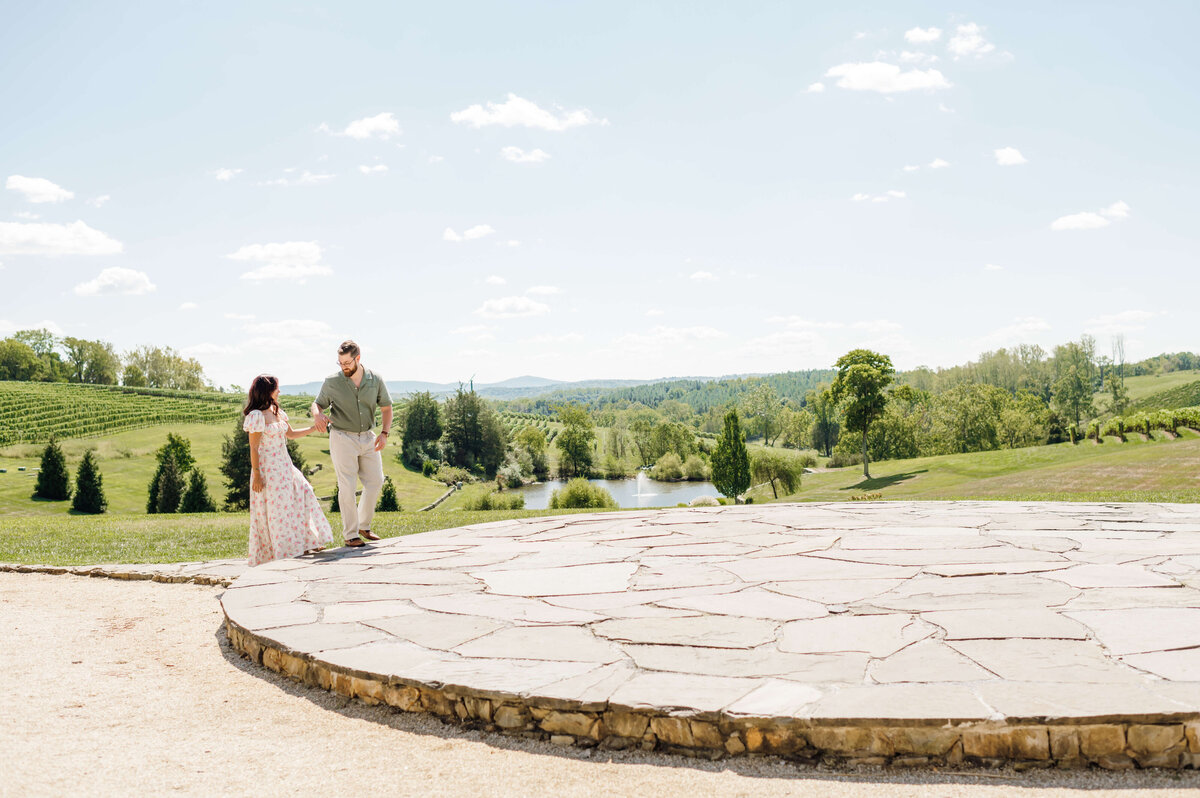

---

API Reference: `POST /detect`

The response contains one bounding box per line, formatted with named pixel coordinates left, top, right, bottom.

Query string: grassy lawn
left=749, top=429, right=1200, bottom=504
left=1092, top=369, right=1200, bottom=406
left=0, top=421, right=447, bottom=517
left=0, top=507, right=623, bottom=566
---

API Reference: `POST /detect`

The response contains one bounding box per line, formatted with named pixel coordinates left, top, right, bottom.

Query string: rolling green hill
left=1132, top=379, right=1200, bottom=412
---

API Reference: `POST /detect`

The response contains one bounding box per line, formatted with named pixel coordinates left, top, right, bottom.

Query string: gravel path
left=3, top=572, right=1200, bottom=798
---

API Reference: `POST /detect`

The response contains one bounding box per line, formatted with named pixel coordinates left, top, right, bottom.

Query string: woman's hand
left=252, top=469, right=265, bottom=493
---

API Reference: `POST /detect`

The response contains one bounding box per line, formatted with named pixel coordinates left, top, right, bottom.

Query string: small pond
left=513, top=472, right=719, bottom=510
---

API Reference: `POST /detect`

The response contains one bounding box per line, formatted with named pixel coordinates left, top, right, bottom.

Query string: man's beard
left=341, top=365, right=356, bottom=377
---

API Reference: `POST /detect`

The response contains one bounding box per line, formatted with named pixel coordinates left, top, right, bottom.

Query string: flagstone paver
left=218, top=501, right=1200, bottom=768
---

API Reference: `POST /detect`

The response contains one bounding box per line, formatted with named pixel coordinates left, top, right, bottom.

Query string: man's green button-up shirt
left=314, top=368, right=392, bottom=433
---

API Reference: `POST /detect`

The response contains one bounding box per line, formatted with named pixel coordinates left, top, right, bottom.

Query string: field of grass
left=749, top=428, right=1200, bottom=504
left=1092, top=370, right=1200, bottom=411
left=1132, top=380, right=1200, bottom=412
left=0, top=420, right=448, bottom=517
left=0, top=507, right=621, bottom=566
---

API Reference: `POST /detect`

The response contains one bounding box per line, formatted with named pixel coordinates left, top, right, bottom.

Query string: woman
left=243, top=374, right=333, bottom=566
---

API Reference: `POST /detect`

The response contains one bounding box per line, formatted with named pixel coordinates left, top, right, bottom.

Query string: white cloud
left=526, top=285, right=560, bottom=295
left=321, top=112, right=401, bottom=140
left=245, top=319, right=333, bottom=341
left=806, top=82, right=826, bottom=93
left=689, top=270, right=717, bottom=281
left=0, top=318, right=63, bottom=337
left=503, top=240, right=520, bottom=247
left=928, top=158, right=950, bottom=169
left=902, top=164, right=921, bottom=172
left=73, top=267, right=156, bottom=296
left=451, top=324, right=494, bottom=342
left=259, top=170, right=335, bottom=187
left=646, top=308, right=664, bottom=317
left=613, top=325, right=726, bottom=349
left=1100, top=200, right=1131, bottom=220
left=1083, top=309, right=1165, bottom=336
left=6, top=175, right=73, bottom=203
left=852, top=190, right=906, bottom=203
left=358, top=164, right=388, bottom=175
left=974, top=316, right=1051, bottom=350
left=994, top=147, right=1027, bottom=166
left=181, top=342, right=242, bottom=358
left=475, top=296, right=550, bottom=318
left=13, top=211, right=39, bottom=220
left=179, top=302, right=198, bottom=310
left=948, top=23, right=995, bottom=59
left=451, top=93, right=606, bottom=131
left=984, top=263, right=1004, bottom=271
left=899, top=51, right=940, bottom=65
left=825, top=62, right=951, bottom=93
left=427, top=155, right=444, bottom=164
left=485, top=275, right=506, bottom=285
left=522, top=332, right=584, bottom=345
left=228, top=241, right=333, bottom=281
left=224, top=312, right=255, bottom=320
left=214, top=168, right=243, bottom=182
left=904, top=26, right=943, bottom=43
left=938, top=103, right=955, bottom=114
left=1051, top=201, right=1131, bottom=232
left=0, top=221, right=123, bottom=256
left=443, top=224, right=495, bottom=243
left=86, top=195, right=111, bottom=207
left=500, top=146, right=551, bottom=164
left=769, top=316, right=902, bottom=335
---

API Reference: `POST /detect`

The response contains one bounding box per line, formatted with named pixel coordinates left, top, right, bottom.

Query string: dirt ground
left=3, top=572, right=1200, bottom=797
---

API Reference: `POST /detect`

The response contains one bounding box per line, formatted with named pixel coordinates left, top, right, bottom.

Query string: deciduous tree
left=830, top=349, right=895, bottom=479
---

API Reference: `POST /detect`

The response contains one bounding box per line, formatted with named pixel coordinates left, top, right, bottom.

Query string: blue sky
left=2, top=2, right=1196, bottom=388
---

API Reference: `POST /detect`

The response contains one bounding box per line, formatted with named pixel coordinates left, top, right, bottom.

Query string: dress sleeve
left=243, top=410, right=265, bottom=433
left=279, top=409, right=289, bottom=424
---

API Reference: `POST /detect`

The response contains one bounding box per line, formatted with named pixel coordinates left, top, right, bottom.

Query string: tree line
left=0, top=327, right=208, bottom=390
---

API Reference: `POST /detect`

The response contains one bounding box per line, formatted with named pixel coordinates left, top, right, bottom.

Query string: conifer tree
left=72, top=449, right=106, bottom=513
left=330, top=490, right=340, bottom=513
left=711, top=410, right=750, bottom=500
left=155, top=455, right=184, bottom=514
left=376, top=476, right=400, bottom=511
left=33, top=438, right=71, bottom=501
left=179, top=469, right=217, bottom=513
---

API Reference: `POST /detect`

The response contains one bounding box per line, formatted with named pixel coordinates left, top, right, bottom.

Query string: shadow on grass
left=840, top=470, right=927, bottom=491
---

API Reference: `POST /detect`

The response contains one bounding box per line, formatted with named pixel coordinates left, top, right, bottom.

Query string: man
left=311, top=340, right=393, bottom=547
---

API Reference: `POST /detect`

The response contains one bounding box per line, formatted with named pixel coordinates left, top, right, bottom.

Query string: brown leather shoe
left=344, top=537, right=367, bottom=547
left=360, top=529, right=381, bottom=541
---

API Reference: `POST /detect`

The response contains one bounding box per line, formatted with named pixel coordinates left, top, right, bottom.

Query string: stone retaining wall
left=225, top=616, right=1200, bottom=770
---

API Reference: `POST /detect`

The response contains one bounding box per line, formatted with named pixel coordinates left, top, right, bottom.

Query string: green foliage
left=0, top=339, right=41, bottom=381
left=33, top=439, right=71, bottom=501
left=219, top=418, right=306, bottom=510
left=421, top=460, right=438, bottom=477
left=71, top=450, right=106, bottom=513
left=463, top=491, right=525, bottom=510
left=830, top=349, right=895, bottom=478
left=750, top=448, right=805, bottom=499
left=555, top=403, right=596, bottom=478
left=711, top=410, right=751, bottom=499
left=827, top=451, right=863, bottom=468
left=401, top=391, right=443, bottom=467
left=441, top=387, right=507, bottom=477
left=433, top=465, right=473, bottom=486
left=1134, top=380, right=1200, bottom=412
left=741, top=381, right=784, bottom=445
left=179, top=469, right=217, bottom=513
left=155, top=455, right=184, bottom=513
left=122, top=345, right=207, bottom=390
left=548, top=478, right=618, bottom=509
left=648, top=420, right=696, bottom=462
left=807, top=388, right=840, bottom=456
left=650, top=452, right=684, bottom=481
left=376, top=476, right=401, bottom=511
left=779, top=407, right=814, bottom=450
left=157, top=433, right=196, bottom=474
left=682, top=453, right=710, bottom=481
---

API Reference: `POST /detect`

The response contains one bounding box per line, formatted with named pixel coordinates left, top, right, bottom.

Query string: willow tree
left=830, top=349, right=895, bottom=479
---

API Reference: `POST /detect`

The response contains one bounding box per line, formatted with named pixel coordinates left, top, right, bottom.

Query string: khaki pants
left=329, top=429, right=385, bottom=541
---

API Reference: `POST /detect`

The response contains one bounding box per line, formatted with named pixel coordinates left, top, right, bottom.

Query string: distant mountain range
left=279, top=375, right=730, bottom=400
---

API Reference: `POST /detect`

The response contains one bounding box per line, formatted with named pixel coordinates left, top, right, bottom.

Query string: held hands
left=374, top=432, right=388, bottom=453
left=251, top=469, right=265, bottom=493
left=313, top=412, right=329, bottom=433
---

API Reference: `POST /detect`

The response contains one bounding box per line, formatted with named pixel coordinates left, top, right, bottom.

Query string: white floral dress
left=244, top=409, right=333, bottom=566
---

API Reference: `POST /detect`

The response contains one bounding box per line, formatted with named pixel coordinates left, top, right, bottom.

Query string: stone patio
left=221, top=501, right=1200, bottom=769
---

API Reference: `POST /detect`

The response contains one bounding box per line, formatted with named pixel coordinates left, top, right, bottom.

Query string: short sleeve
left=243, top=410, right=265, bottom=433
left=377, top=376, right=392, bottom=407
left=315, top=379, right=331, bottom=410
left=278, top=409, right=289, bottom=423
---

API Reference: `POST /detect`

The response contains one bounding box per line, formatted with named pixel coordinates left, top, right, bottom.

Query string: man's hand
left=373, top=432, right=388, bottom=452
left=314, top=413, right=329, bottom=433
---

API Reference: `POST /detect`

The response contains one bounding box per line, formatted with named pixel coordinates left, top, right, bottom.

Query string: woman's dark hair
left=244, top=374, right=279, bottom=417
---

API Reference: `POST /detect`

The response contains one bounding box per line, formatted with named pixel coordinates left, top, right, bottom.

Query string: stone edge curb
left=224, top=615, right=1200, bottom=770
left=0, top=562, right=234, bottom=587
